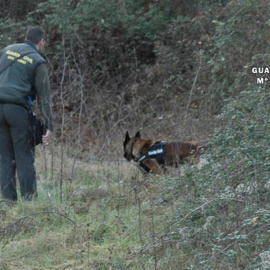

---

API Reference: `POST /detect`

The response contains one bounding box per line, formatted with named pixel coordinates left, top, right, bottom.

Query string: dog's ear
left=135, top=131, right=141, bottom=138
left=125, top=131, right=130, bottom=141
left=124, top=131, right=130, bottom=147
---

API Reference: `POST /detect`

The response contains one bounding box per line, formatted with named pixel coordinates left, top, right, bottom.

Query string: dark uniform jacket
left=0, top=42, right=53, bottom=130
left=0, top=42, right=45, bottom=104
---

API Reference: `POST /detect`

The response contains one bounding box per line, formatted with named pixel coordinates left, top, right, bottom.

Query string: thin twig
left=184, top=54, right=202, bottom=125
left=172, top=196, right=245, bottom=226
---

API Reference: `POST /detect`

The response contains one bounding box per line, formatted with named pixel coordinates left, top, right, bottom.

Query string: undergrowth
left=0, top=1, right=270, bottom=269
left=2, top=90, right=270, bottom=270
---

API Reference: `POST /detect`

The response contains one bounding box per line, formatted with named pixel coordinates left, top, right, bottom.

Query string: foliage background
left=0, top=0, right=270, bottom=269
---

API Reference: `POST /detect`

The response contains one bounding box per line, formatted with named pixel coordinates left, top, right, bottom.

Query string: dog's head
left=123, top=130, right=141, bottom=161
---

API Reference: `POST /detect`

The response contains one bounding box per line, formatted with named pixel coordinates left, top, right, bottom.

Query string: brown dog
left=123, top=131, right=205, bottom=174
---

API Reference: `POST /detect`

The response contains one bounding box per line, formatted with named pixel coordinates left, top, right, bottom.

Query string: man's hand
left=42, top=130, right=52, bottom=146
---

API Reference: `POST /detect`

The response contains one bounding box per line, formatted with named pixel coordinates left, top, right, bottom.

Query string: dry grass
left=0, top=144, right=174, bottom=269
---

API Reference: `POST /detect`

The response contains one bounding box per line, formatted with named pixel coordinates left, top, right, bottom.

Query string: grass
left=0, top=146, right=175, bottom=269
left=1, top=144, right=268, bottom=269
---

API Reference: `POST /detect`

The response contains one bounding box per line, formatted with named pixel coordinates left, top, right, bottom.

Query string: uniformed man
left=0, top=27, right=53, bottom=203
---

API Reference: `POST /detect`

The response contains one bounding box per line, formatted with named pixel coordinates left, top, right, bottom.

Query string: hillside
left=1, top=0, right=270, bottom=269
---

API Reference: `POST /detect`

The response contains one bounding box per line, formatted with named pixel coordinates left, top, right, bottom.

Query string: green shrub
left=161, top=87, right=270, bottom=268
left=196, top=1, right=270, bottom=113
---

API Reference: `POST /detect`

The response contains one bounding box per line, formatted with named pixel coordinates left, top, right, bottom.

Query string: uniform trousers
left=0, top=103, right=36, bottom=201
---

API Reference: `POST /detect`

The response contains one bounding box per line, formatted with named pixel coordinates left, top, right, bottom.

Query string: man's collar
left=25, top=41, right=39, bottom=52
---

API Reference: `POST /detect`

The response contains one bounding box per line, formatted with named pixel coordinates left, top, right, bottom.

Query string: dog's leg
left=193, top=147, right=203, bottom=165
left=194, top=153, right=200, bottom=165
left=142, top=159, right=164, bottom=174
